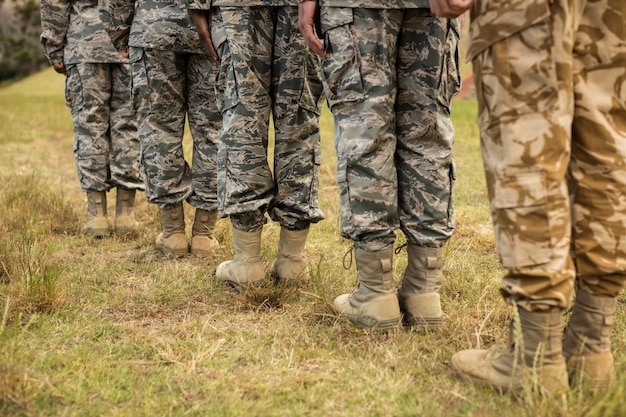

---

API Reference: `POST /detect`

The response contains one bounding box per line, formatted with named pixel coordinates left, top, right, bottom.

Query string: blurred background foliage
left=0, top=0, right=48, bottom=85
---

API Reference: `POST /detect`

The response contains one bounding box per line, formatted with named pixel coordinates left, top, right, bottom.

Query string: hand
left=298, top=1, right=323, bottom=57
left=119, top=48, right=129, bottom=59
left=429, top=0, right=473, bottom=18
left=52, top=61, right=66, bottom=75
left=190, top=9, right=220, bottom=65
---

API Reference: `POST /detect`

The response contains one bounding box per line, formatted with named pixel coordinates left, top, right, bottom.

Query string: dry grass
left=1, top=68, right=626, bottom=417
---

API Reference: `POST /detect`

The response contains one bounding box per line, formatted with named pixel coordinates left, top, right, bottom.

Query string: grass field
left=1, top=67, right=625, bottom=417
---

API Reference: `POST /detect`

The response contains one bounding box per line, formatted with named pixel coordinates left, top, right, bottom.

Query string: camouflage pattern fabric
left=100, top=0, right=206, bottom=54
left=65, top=63, right=143, bottom=192
left=187, top=0, right=431, bottom=10
left=41, top=0, right=124, bottom=65
left=209, top=6, right=324, bottom=231
left=101, top=0, right=221, bottom=209
left=468, top=0, right=626, bottom=308
left=320, top=0, right=429, bottom=8
left=320, top=7, right=459, bottom=251
left=40, top=0, right=142, bottom=192
left=131, top=48, right=220, bottom=210
left=218, top=0, right=298, bottom=5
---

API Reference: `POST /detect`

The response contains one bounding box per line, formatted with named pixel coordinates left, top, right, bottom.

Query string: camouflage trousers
left=211, top=6, right=325, bottom=232
left=65, top=62, right=143, bottom=192
left=320, top=8, right=459, bottom=251
left=468, top=0, right=626, bottom=308
left=131, top=48, right=221, bottom=210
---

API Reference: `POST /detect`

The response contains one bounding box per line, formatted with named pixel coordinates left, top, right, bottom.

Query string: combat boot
left=190, top=209, right=219, bottom=257
left=114, top=188, right=137, bottom=235
left=270, top=227, right=309, bottom=283
left=216, top=227, right=264, bottom=286
left=563, top=286, right=616, bottom=391
left=155, top=204, right=187, bottom=258
left=84, top=191, right=109, bottom=237
left=334, top=247, right=401, bottom=330
left=397, top=245, right=444, bottom=329
left=451, top=308, right=569, bottom=396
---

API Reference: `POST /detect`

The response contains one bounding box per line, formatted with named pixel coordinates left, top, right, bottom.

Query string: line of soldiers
left=41, top=0, right=626, bottom=399
left=40, top=0, right=458, bottom=333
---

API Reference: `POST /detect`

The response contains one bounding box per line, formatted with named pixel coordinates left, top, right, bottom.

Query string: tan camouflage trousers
left=469, top=0, right=626, bottom=309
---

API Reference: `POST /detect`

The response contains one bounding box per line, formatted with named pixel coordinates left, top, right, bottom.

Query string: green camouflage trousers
left=211, top=6, right=325, bottom=232
left=65, top=62, right=143, bottom=192
left=321, top=8, right=459, bottom=251
left=468, top=0, right=626, bottom=308
left=131, top=48, right=221, bottom=210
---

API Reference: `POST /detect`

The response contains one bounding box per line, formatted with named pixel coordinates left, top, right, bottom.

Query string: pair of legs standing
left=210, top=6, right=324, bottom=285
left=132, top=48, right=221, bottom=257
left=320, top=8, right=459, bottom=330
left=66, top=62, right=143, bottom=237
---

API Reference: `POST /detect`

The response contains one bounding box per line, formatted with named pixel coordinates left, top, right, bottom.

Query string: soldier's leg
left=110, top=62, right=143, bottom=235
left=109, top=62, right=143, bottom=191
left=451, top=0, right=576, bottom=395
left=212, top=7, right=276, bottom=283
left=395, top=11, right=459, bottom=328
left=187, top=53, right=221, bottom=256
left=214, top=6, right=274, bottom=227
left=563, top=0, right=626, bottom=390
left=66, top=63, right=113, bottom=236
left=132, top=48, right=190, bottom=256
left=269, top=6, right=325, bottom=283
left=322, top=7, right=402, bottom=328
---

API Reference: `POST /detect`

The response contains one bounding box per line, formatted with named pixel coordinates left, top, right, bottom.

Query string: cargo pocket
left=309, top=143, right=322, bottom=210
left=494, top=170, right=554, bottom=268
left=64, top=64, right=83, bottom=112
left=298, top=55, right=324, bottom=116
left=440, top=18, right=461, bottom=105
left=320, top=7, right=365, bottom=109
left=129, top=47, right=147, bottom=116
left=335, top=156, right=355, bottom=237
left=467, top=0, right=558, bottom=123
left=447, top=161, right=456, bottom=229
left=212, top=11, right=238, bottom=115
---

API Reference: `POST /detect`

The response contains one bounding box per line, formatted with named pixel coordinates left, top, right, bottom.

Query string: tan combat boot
left=397, top=245, right=444, bottom=329
left=215, top=227, right=264, bottom=286
left=270, top=227, right=309, bottom=283
left=155, top=204, right=187, bottom=258
left=451, top=308, right=569, bottom=396
left=84, top=191, right=109, bottom=237
left=334, top=247, right=401, bottom=330
left=190, top=209, right=219, bottom=257
left=114, top=188, right=137, bottom=235
left=563, top=286, right=616, bottom=391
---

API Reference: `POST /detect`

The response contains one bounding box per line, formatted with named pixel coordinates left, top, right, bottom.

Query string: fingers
left=52, top=61, right=66, bottom=75
left=190, top=10, right=220, bottom=66
left=429, top=0, right=473, bottom=18
left=298, top=2, right=324, bottom=57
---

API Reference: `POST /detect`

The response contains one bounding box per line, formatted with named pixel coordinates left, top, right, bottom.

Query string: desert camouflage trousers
left=320, top=8, right=459, bottom=251
left=131, top=48, right=221, bottom=210
left=468, top=0, right=626, bottom=308
left=65, top=62, right=143, bottom=192
left=210, top=6, right=325, bottom=232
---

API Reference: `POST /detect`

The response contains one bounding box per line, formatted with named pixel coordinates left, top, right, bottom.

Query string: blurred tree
left=0, top=0, right=48, bottom=83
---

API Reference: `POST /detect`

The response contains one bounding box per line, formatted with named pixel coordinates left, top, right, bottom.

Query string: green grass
left=1, top=67, right=625, bottom=417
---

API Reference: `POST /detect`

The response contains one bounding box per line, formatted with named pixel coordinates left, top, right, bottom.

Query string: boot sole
left=84, top=228, right=110, bottom=238
left=157, top=247, right=187, bottom=258
left=346, top=314, right=401, bottom=331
